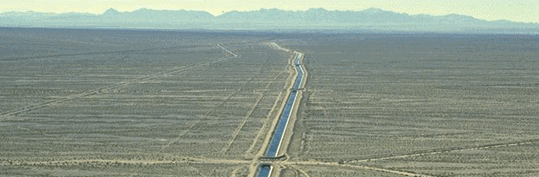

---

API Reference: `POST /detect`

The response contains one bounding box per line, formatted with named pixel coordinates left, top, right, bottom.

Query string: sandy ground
left=4, top=31, right=538, bottom=177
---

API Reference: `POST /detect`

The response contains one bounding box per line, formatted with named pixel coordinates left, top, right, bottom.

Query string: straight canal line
left=256, top=43, right=306, bottom=177
left=265, top=52, right=305, bottom=157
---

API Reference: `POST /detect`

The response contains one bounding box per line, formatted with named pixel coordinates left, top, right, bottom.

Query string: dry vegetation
left=0, top=28, right=291, bottom=176
left=287, top=164, right=406, bottom=177
left=284, top=34, right=539, bottom=176
left=1, top=163, right=242, bottom=176
left=2, top=29, right=538, bottom=176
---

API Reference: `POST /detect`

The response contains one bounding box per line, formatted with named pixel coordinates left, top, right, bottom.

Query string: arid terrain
left=1, top=29, right=538, bottom=176
left=284, top=34, right=539, bottom=176
left=0, top=28, right=292, bottom=176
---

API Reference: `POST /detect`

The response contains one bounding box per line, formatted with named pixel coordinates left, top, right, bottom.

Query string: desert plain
left=1, top=28, right=538, bottom=176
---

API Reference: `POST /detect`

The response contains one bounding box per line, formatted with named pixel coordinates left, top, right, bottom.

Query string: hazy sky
left=1, top=0, right=538, bottom=23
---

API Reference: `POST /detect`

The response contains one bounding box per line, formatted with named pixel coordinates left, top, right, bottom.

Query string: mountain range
left=1, top=8, right=537, bottom=33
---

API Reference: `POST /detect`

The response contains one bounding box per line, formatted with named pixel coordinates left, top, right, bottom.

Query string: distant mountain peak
left=440, top=13, right=483, bottom=23
left=444, top=13, right=471, bottom=18
left=1, top=7, right=537, bottom=33
left=307, top=8, right=328, bottom=12
left=362, top=7, right=387, bottom=13
left=103, top=8, right=120, bottom=15
left=260, top=8, right=281, bottom=11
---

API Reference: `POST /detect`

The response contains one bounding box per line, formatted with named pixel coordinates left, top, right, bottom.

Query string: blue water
left=256, top=164, right=272, bottom=177
left=265, top=90, right=297, bottom=157
left=292, top=69, right=303, bottom=91
left=264, top=54, right=304, bottom=157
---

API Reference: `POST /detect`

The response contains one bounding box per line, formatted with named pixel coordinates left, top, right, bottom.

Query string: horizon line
left=1, top=7, right=537, bottom=24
